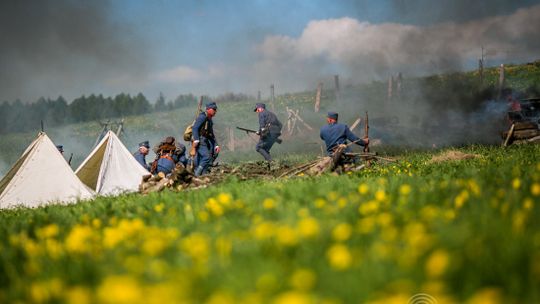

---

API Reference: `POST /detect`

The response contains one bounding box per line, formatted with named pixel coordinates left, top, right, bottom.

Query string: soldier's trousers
left=195, top=140, right=215, bottom=176
left=256, top=134, right=278, bottom=161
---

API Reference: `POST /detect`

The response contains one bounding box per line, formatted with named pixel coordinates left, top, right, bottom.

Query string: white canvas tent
left=75, top=130, right=149, bottom=195
left=0, top=132, right=95, bottom=209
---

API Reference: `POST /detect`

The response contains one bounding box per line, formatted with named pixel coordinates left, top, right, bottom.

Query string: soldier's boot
left=194, top=165, right=204, bottom=177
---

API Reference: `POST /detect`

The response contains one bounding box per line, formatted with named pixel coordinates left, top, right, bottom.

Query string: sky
left=1, top=0, right=540, bottom=102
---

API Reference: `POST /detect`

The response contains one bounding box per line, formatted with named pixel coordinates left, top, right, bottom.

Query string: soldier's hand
left=363, top=137, right=369, bottom=145
left=255, top=131, right=261, bottom=135
left=193, top=140, right=199, bottom=148
left=214, top=146, right=221, bottom=154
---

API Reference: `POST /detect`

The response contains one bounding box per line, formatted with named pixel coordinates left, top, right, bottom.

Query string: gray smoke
left=0, top=0, right=150, bottom=102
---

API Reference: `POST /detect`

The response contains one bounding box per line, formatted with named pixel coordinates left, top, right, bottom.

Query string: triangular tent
left=76, top=131, right=149, bottom=195
left=0, top=132, right=95, bottom=209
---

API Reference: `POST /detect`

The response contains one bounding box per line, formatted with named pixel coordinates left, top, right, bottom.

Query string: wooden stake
left=503, top=123, right=515, bottom=147
left=315, top=82, right=322, bottom=112
left=350, top=117, right=362, bottom=131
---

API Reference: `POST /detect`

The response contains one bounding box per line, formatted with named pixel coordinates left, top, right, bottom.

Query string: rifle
left=68, top=153, right=73, bottom=167
left=236, top=126, right=282, bottom=144
left=363, top=111, right=371, bottom=166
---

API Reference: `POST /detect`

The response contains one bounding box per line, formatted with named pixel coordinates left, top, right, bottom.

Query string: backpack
left=183, top=121, right=195, bottom=142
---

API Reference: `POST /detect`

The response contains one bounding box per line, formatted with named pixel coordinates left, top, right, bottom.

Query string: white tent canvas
left=76, top=131, right=149, bottom=195
left=0, top=132, right=95, bottom=209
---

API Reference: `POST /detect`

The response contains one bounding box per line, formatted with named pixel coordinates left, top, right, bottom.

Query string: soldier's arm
left=258, top=112, right=267, bottom=131
left=345, top=126, right=366, bottom=146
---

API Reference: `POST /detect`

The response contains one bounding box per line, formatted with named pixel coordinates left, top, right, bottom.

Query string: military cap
left=206, top=102, right=218, bottom=110
left=253, top=103, right=266, bottom=112
left=56, top=145, right=64, bottom=152
left=327, top=111, right=339, bottom=120
left=138, top=140, right=150, bottom=148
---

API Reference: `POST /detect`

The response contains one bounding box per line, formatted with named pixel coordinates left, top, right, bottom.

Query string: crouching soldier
left=320, top=111, right=369, bottom=157
left=133, top=140, right=150, bottom=171
left=193, top=102, right=220, bottom=176
left=254, top=103, right=282, bottom=162
left=151, top=136, right=186, bottom=175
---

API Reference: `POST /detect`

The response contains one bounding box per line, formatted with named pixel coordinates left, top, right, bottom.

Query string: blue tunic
left=133, top=151, right=149, bottom=171
left=320, top=122, right=365, bottom=155
left=193, top=112, right=218, bottom=176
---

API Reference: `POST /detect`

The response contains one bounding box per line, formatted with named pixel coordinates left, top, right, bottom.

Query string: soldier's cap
left=206, top=102, right=218, bottom=110
left=138, top=141, right=150, bottom=148
left=56, top=145, right=64, bottom=152
left=253, top=103, right=266, bottom=112
left=327, top=111, right=339, bottom=120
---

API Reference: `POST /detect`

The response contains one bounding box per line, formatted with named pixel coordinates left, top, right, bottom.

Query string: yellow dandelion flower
left=332, top=223, right=353, bottom=242
left=297, top=217, right=320, bottom=239
left=523, top=198, right=534, bottom=211
left=65, top=286, right=92, bottom=304
left=97, top=276, right=142, bottom=304
left=358, top=183, right=369, bottom=195
left=65, top=225, right=94, bottom=254
left=454, top=190, right=469, bottom=209
left=531, top=183, right=540, bottom=196
left=206, top=198, right=224, bottom=216
left=466, top=288, right=503, bottom=304
left=217, top=192, right=232, bottom=206
left=36, top=224, right=59, bottom=239
left=263, top=198, right=277, bottom=210
left=357, top=217, right=376, bottom=234
left=290, top=268, right=317, bottom=291
left=276, top=225, right=298, bottom=246
left=253, top=222, right=275, bottom=240
left=273, top=291, right=313, bottom=304
left=512, top=178, right=521, bottom=190
left=326, top=244, right=352, bottom=270
left=425, top=249, right=450, bottom=278
left=375, top=190, right=387, bottom=202
left=154, top=203, right=165, bottom=213
left=314, top=198, right=326, bottom=208
left=399, top=184, right=411, bottom=196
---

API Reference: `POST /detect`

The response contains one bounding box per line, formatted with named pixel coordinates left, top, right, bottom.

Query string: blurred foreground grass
left=1, top=144, right=539, bottom=303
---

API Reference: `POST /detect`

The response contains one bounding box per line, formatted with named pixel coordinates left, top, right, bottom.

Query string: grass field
left=1, top=143, right=539, bottom=303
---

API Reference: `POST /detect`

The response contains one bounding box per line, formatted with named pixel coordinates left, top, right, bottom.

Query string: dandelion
left=276, top=225, right=298, bottom=246
left=217, top=192, right=233, bottom=206
left=97, top=276, right=142, bottom=304
left=326, top=244, right=352, bottom=270
left=289, top=268, right=317, bottom=291
left=154, top=203, right=165, bottom=213
left=332, top=223, right=352, bottom=242
left=357, top=183, right=369, bottom=195
left=263, top=198, right=277, bottom=210
left=206, top=198, right=224, bottom=216
left=65, top=225, right=94, bottom=254
left=36, top=224, right=59, bottom=239
left=425, top=249, right=450, bottom=278
left=314, top=198, right=326, bottom=208
left=531, top=183, right=540, bottom=196
left=375, top=190, right=387, bottom=202
left=273, top=291, right=313, bottom=304
left=512, top=178, right=521, bottom=190
left=454, top=190, right=469, bottom=209
left=65, top=286, right=92, bottom=304
left=198, top=211, right=210, bottom=222
left=253, top=222, right=275, bottom=240
left=297, top=217, right=320, bottom=239
left=466, top=288, right=503, bottom=304
left=523, top=198, right=534, bottom=211
left=399, top=184, right=411, bottom=196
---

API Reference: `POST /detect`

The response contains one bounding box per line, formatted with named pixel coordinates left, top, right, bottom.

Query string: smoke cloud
left=0, top=0, right=150, bottom=102
left=250, top=4, right=540, bottom=92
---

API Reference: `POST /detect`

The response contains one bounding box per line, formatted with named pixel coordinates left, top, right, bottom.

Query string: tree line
left=0, top=92, right=252, bottom=135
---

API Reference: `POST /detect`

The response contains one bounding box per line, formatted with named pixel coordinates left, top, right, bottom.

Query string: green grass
left=0, top=144, right=539, bottom=303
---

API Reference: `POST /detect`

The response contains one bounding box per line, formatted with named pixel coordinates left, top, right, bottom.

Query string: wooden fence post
left=315, top=82, right=323, bottom=112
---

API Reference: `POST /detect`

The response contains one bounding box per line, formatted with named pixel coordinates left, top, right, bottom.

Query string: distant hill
left=1, top=61, right=539, bottom=176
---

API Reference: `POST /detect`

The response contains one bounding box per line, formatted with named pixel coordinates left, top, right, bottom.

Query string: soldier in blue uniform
left=320, top=111, right=369, bottom=155
left=193, top=102, right=220, bottom=176
left=254, top=103, right=282, bottom=162
left=151, top=136, right=186, bottom=175
left=133, top=141, right=150, bottom=171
